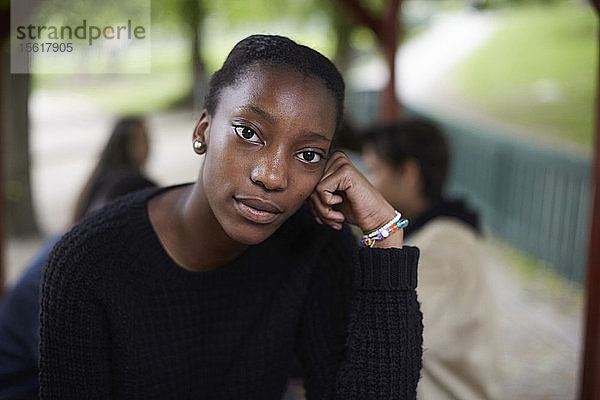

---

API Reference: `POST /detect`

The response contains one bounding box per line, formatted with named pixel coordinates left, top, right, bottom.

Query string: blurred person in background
left=363, top=118, right=500, bottom=400
left=71, top=116, right=156, bottom=222
left=0, top=116, right=156, bottom=400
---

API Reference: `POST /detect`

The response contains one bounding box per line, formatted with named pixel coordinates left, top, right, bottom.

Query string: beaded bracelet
left=360, top=210, right=409, bottom=248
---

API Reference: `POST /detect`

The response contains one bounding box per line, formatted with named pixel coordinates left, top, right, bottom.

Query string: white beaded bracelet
left=360, top=211, right=409, bottom=247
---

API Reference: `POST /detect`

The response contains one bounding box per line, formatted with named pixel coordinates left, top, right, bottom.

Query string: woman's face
left=196, top=64, right=337, bottom=245
left=363, top=145, right=411, bottom=211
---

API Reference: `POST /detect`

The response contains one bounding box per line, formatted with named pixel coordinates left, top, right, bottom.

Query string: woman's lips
left=234, top=196, right=283, bottom=224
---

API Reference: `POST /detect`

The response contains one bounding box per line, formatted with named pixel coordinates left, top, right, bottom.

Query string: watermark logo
left=16, top=20, right=147, bottom=46
left=11, top=0, right=151, bottom=74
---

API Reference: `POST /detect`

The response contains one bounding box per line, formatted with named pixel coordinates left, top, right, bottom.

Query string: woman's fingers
left=308, top=191, right=345, bottom=230
left=309, top=191, right=345, bottom=221
left=307, top=151, right=357, bottom=229
left=306, top=198, right=323, bottom=225
left=315, top=154, right=354, bottom=205
left=309, top=150, right=398, bottom=236
left=313, top=184, right=345, bottom=207
left=320, top=151, right=350, bottom=181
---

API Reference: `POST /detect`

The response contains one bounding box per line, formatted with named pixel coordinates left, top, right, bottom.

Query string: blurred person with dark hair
left=0, top=116, right=156, bottom=400
left=72, top=116, right=156, bottom=222
left=363, top=117, right=500, bottom=400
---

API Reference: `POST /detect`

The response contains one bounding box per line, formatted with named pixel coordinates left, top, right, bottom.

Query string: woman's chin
left=225, top=224, right=280, bottom=246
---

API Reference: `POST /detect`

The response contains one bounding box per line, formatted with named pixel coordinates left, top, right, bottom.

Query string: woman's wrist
left=360, top=204, right=397, bottom=234
left=360, top=209, right=408, bottom=248
left=372, top=232, right=404, bottom=248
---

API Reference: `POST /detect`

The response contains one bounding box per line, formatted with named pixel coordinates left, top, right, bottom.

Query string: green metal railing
left=346, top=90, right=592, bottom=284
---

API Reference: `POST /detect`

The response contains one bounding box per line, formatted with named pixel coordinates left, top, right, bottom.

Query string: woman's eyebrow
left=304, top=132, right=332, bottom=144
left=238, top=105, right=332, bottom=143
left=238, top=105, right=275, bottom=123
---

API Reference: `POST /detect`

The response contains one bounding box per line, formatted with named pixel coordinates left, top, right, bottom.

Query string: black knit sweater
left=40, top=186, right=422, bottom=399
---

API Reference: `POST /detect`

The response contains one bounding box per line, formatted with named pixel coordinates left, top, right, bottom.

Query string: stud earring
left=193, top=140, right=206, bottom=154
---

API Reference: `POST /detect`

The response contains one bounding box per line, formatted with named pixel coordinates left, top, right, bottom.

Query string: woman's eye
left=297, top=151, right=322, bottom=164
left=234, top=125, right=260, bottom=143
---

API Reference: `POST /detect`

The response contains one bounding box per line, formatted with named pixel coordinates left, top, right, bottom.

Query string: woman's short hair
left=365, top=118, right=449, bottom=202
left=204, top=34, right=345, bottom=132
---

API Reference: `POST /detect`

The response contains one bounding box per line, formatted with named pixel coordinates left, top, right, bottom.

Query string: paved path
left=346, top=10, right=498, bottom=101
left=396, top=11, right=498, bottom=107
left=485, top=241, right=582, bottom=399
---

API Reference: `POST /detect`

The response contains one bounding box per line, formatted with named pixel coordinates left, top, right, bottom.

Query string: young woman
left=40, top=35, right=422, bottom=399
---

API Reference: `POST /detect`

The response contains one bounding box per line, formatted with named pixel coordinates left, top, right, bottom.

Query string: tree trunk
left=0, top=42, right=5, bottom=293
left=379, top=0, right=401, bottom=122
left=332, top=10, right=353, bottom=73
left=1, top=43, right=39, bottom=238
left=192, top=29, right=207, bottom=112
left=336, top=0, right=403, bottom=122
left=180, top=0, right=207, bottom=112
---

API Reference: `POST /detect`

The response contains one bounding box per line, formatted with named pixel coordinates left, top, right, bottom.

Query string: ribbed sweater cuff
left=354, top=246, right=420, bottom=291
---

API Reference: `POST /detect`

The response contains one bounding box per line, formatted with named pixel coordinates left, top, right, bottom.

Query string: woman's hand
left=307, top=151, right=403, bottom=248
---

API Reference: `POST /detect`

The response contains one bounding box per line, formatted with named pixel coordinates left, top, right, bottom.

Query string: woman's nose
left=250, top=148, right=289, bottom=191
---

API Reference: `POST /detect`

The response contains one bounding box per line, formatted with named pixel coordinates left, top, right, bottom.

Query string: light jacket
left=408, top=215, right=500, bottom=400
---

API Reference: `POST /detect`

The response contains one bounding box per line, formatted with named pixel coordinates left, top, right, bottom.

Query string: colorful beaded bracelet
left=360, top=211, right=409, bottom=247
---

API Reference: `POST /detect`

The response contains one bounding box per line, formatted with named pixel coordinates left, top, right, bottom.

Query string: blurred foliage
left=152, top=0, right=206, bottom=35
left=151, top=0, right=339, bottom=38
left=199, top=0, right=340, bottom=69
left=32, top=40, right=191, bottom=115
left=32, top=0, right=148, bottom=26
left=30, top=0, right=408, bottom=115
left=451, top=0, right=597, bottom=149
left=204, top=0, right=390, bottom=24
left=209, top=0, right=327, bottom=23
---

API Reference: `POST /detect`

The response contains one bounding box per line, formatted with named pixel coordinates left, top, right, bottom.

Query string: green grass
left=451, top=1, right=597, bottom=149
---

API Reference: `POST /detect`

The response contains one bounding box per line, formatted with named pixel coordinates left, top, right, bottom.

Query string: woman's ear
left=400, top=158, right=424, bottom=195
left=192, top=111, right=210, bottom=155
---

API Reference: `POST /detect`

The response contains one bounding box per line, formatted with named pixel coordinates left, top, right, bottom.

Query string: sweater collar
left=404, top=198, right=480, bottom=239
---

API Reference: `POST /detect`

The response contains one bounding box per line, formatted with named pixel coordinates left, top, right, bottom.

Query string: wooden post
left=336, top=0, right=402, bottom=122
left=580, top=3, right=600, bottom=398
left=379, top=0, right=401, bottom=122
left=0, top=7, right=9, bottom=298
